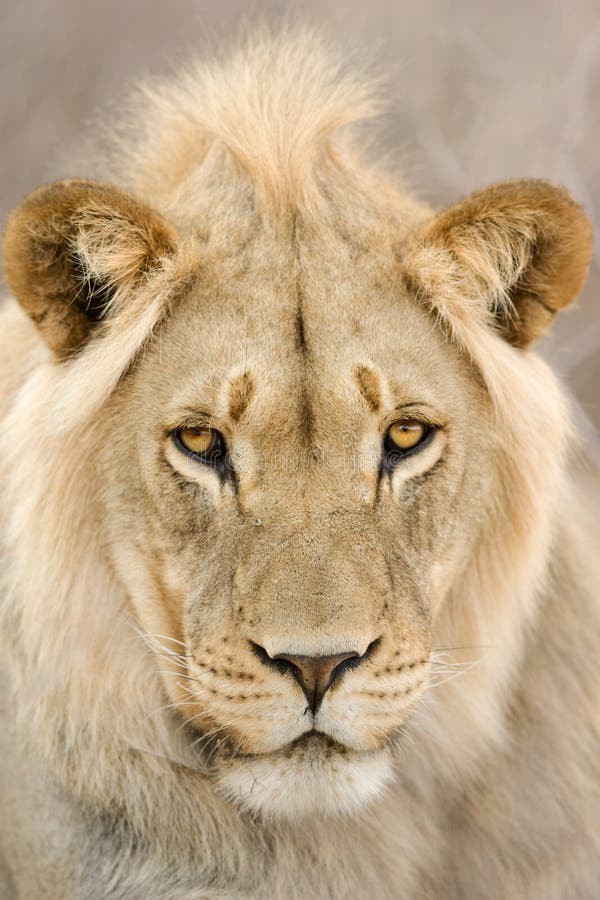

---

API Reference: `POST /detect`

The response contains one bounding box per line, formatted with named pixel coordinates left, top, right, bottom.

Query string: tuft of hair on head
left=104, top=25, right=385, bottom=222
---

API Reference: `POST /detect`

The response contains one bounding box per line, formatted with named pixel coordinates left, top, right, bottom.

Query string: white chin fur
left=215, top=743, right=394, bottom=820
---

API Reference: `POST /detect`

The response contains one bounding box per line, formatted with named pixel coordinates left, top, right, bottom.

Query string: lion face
left=93, top=218, right=492, bottom=818
left=4, top=154, right=590, bottom=819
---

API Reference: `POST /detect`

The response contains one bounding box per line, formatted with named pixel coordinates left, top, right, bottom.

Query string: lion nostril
left=250, top=641, right=378, bottom=714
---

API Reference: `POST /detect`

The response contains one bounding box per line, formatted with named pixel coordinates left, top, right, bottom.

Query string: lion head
left=2, top=33, right=592, bottom=823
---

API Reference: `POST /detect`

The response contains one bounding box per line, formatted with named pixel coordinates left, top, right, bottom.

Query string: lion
left=0, top=27, right=598, bottom=900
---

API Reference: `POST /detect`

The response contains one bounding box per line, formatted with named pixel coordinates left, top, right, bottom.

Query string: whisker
left=428, top=661, right=475, bottom=670
left=148, top=645, right=188, bottom=663
left=189, top=724, right=231, bottom=754
left=427, top=664, right=478, bottom=690
left=121, top=737, right=202, bottom=772
left=228, top=738, right=245, bottom=764
left=205, top=735, right=229, bottom=766
left=128, top=625, right=190, bottom=670
left=146, top=699, right=196, bottom=718
left=150, top=633, right=188, bottom=649
left=158, top=670, right=203, bottom=683
left=149, top=653, right=188, bottom=671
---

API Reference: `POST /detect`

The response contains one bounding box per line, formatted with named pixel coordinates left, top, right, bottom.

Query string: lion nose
left=274, top=652, right=360, bottom=713
left=252, top=644, right=371, bottom=713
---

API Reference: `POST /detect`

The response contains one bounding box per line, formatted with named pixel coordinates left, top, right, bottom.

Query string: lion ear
left=408, top=179, right=593, bottom=348
left=2, top=179, right=177, bottom=357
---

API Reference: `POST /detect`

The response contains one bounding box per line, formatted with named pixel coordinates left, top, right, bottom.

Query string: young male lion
left=0, top=28, right=598, bottom=900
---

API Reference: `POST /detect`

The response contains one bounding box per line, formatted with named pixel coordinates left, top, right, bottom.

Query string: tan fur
left=0, top=28, right=598, bottom=900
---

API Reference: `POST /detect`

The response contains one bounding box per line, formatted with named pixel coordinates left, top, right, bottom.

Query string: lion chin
left=214, top=734, right=394, bottom=820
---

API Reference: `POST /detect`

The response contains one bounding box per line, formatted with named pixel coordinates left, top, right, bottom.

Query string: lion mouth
left=194, top=727, right=355, bottom=767
left=280, top=730, right=351, bottom=756
left=237, top=729, right=353, bottom=763
left=213, top=728, right=394, bottom=818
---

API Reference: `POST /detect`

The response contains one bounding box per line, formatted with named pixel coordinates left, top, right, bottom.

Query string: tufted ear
left=407, top=179, right=593, bottom=348
left=2, top=179, right=177, bottom=357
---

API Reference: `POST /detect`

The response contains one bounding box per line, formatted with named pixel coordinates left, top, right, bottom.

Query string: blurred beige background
left=1, top=0, right=598, bottom=424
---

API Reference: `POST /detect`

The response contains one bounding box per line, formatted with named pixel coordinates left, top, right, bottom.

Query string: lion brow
left=227, top=371, right=255, bottom=422
left=355, top=365, right=382, bottom=414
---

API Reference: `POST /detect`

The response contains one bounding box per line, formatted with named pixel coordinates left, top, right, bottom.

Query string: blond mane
left=102, top=27, right=385, bottom=220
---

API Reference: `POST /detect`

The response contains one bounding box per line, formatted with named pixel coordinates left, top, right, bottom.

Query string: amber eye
left=174, top=427, right=224, bottom=462
left=384, top=419, right=431, bottom=464
left=388, top=420, right=427, bottom=450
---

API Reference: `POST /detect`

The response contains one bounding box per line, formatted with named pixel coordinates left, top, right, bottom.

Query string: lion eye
left=388, top=420, right=427, bottom=450
left=384, top=419, right=431, bottom=463
left=174, top=427, right=224, bottom=461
